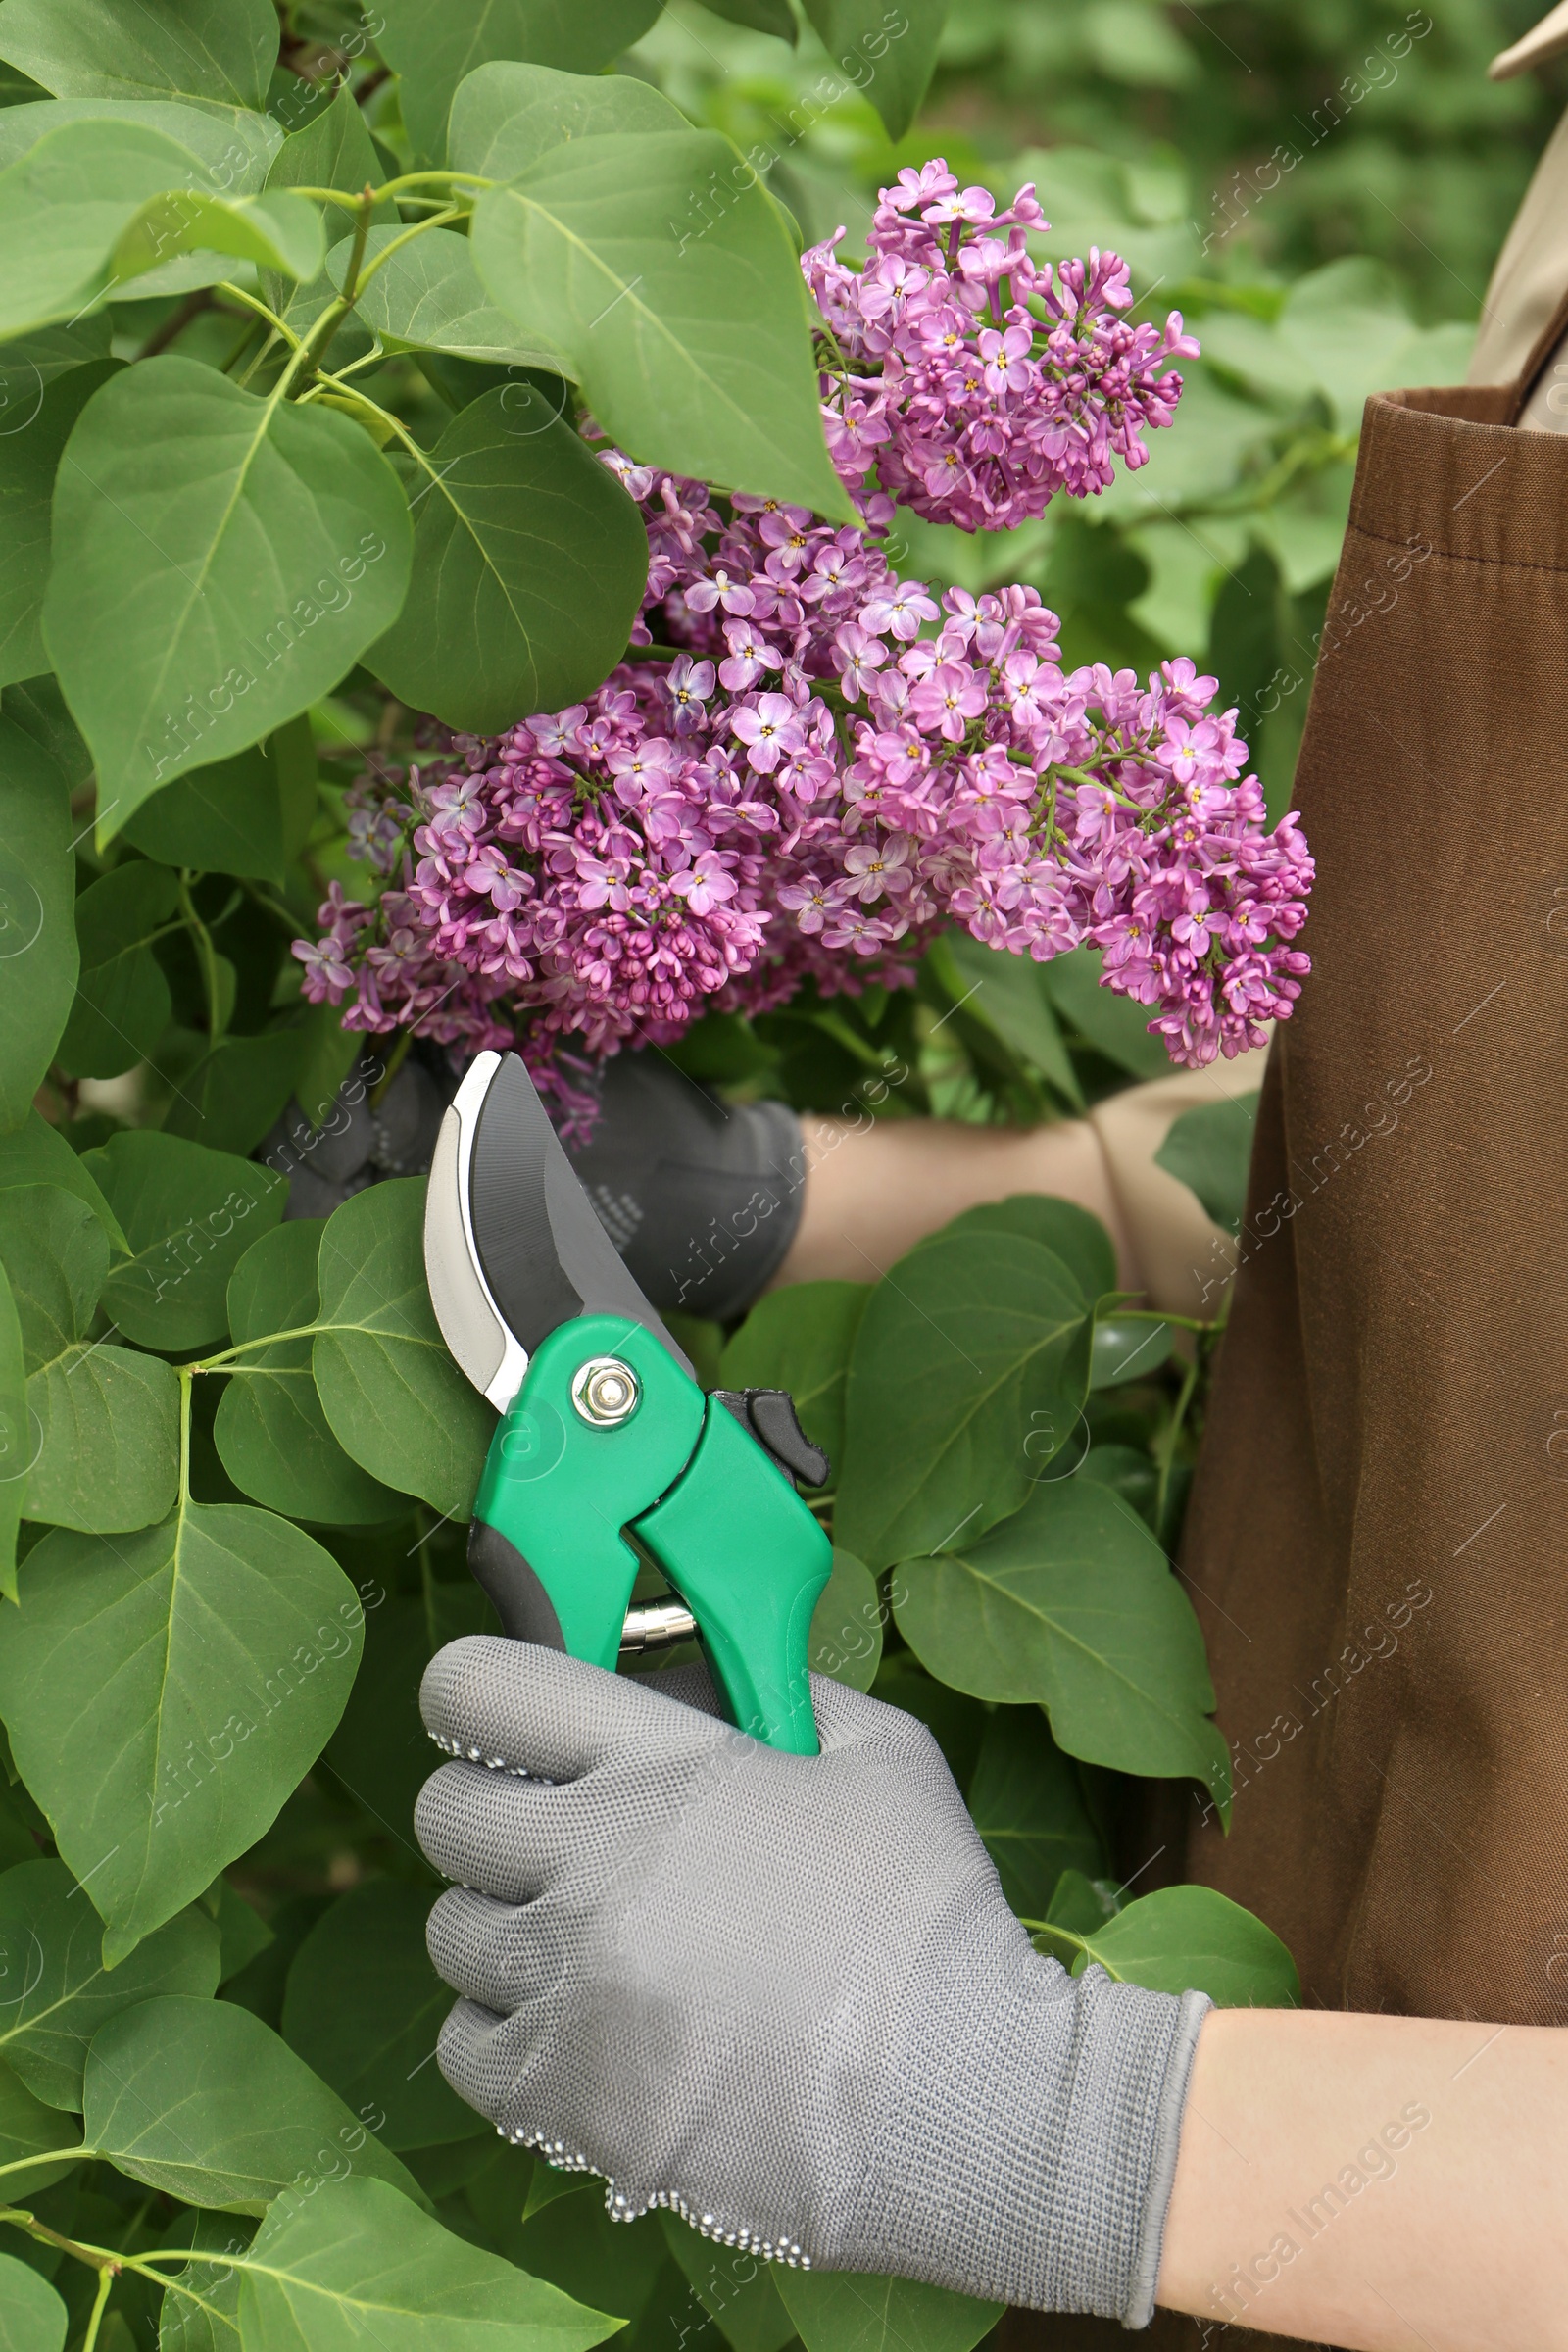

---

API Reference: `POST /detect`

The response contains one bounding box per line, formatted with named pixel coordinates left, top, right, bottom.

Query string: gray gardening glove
left=415, top=1639, right=1209, bottom=2327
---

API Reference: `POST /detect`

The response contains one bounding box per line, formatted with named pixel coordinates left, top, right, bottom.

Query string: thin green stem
left=215, top=281, right=301, bottom=351
left=176, top=872, right=223, bottom=1046
left=0, top=2147, right=90, bottom=2186
left=0, top=2210, right=111, bottom=2270
left=81, top=2263, right=116, bottom=2352
left=190, top=1323, right=321, bottom=1373
left=241, top=880, right=307, bottom=934
left=1018, top=1919, right=1124, bottom=1978
left=368, top=1029, right=411, bottom=1107
left=1152, top=1348, right=1201, bottom=1535
left=1114, top=1307, right=1218, bottom=1336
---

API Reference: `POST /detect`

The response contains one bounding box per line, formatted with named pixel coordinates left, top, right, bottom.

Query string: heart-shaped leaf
left=0, top=1502, right=364, bottom=1959
left=84, top=1995, right=426, bottom=2211
left=836, top=1231, right=1092, bottom=1570
left=893, top=1475, right=1231, bottom=1806
left=314, top=1180, right=495, bottom=1523
left=43, top=356, right=413, bottom=828
left=366, top=382, right=648, bottom=732
left=471, top=132, right=852, bottom=520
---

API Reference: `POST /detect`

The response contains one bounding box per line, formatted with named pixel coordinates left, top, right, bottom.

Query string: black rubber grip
left=467, top=1517, right=567, bottom=1647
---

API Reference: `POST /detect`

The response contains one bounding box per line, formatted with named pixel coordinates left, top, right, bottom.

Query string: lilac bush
left=299, top=166, right=1312, bottom=1108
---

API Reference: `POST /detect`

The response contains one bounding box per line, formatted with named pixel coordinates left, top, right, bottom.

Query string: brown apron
left=1004, top=317, right=1568, bottom=2349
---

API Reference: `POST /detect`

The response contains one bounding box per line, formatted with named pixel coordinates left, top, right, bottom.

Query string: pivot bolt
left=570, top=1355, right=640, bottom=1427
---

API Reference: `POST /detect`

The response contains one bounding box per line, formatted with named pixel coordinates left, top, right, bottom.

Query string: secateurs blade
left=423, top=1051, right=833, bottom=1755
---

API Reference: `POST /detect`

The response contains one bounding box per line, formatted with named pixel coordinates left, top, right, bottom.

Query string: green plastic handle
left=470, top=1311, right=833, bottom=1751
left=633, top=1395, right=833, bottom=1756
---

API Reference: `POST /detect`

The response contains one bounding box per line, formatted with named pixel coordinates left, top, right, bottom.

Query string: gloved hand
left=564, top=1053, right=805, bottom=1320
left=415, top=1639, right=1209, bottom=2327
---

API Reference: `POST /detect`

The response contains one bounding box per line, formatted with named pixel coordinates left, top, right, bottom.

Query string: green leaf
left=324, top=1586, right=493, bottom=1850
left=964, top=1708, right=1102, bottom=1921
left=200, top=1874, right=273, bottom=1984
left=716, top=1280, right=868, bottom=1472
left=797, top=0, right=949, bottom=138
left=660, top=2213, right=794, bottom=2352
left=1034, top=1882, right=1299, bottom=2007
left=892, top=1476, right=1231, bottom=1804
left=0, top=1110, right=124, bottom=1249
left=0, top=673, right=94, bottom=793
left=42, top=356, right=413, bottom=830
left=0, top=2253, right=67, bottom=2352
left=155, top=2210, right=249, bottom=2352
left=471, top=133, right=853, bottom=519
left=1078, top=1442, right=1157, bottom=1525
left=925, top=931, right=1083, bottom=1108
left=0, top=356, right=122, bottom=688
left=0, top=1261, right=24, bottom=1602
left=111, top=186, right=324, bottom=289
left=282, top=1880, right=482, bottom=2151
left=0, top=1857, right=220, bottom=2109
left=835, top=1233, right=1092, bottom=1571
left=1090, top=1314, right=1172, bottom=1388
left=266, top=83, right=390, bottom=210
left=314, top=1180, right=496, bottom=1523
left=163, top=1030, right=305, bottom=1158
left=447, top=60, right=687, bottom=181
left=808, top=1546, right=881, bottom=1692
left=374, top=0, right=665, bottom=166
left=1154, top=1095, right=1259, bottom=1236
left=55, top=858, right=178, bottom=1081
left=0, top=119, right=243, bottom=340
left=1036, top=946, right=1169, bottom=1078
left=237, top=2172, right=618, bottom=2345
left=0, top=318, right=113, bottom=412
left=698, top=0, right=797, bottom=37
left=0, top=1503, right=364, bottom=1960
left=928, top=1196, right=1117, bottom=1306
left=0, top=713, right=76, bottom=1128
left=0, top=98, right=277, bottom=191
left=121, top=738, right=285, bottom=883
left=83, top=1994, right=429, bottom=2211
left=0, top=2057, right=81, bottom=2198
left=333, top=226, right=563, bottom=368
left=777, top=2269, right=1000, bottom=2352
left=0, top=1182, right=181, bottom=1533
left=215, top=1219, right=401, bottom=1525
left=366, top=383, right=648, bottom=733
left=0, top=0, right=279, bottom=111
left=83, top=1128, right=286, bottom=1350
left=1043, top=1864, right=1120, bottom=1939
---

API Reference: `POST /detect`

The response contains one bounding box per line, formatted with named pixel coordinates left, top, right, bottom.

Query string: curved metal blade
left=423, top=1049, right=692, bottom=1410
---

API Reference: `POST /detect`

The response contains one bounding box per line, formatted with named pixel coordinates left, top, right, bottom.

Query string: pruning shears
left=422, top=1051, right=834, bottom=1754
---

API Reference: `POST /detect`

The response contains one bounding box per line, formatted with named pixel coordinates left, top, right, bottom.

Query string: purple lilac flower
left=296, top=162, right=1311, bottom=1097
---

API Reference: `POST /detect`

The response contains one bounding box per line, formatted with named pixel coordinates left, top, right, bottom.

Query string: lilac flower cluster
left=296, top=163, right=1311, bottom=1099
left=805, top=161, right=1200, bottom=531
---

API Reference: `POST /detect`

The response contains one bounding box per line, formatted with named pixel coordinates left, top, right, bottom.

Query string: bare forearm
left=777, top=1113, right=1139, bottom=1288
left=1157, top=2007, right=1568, bottom=2349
